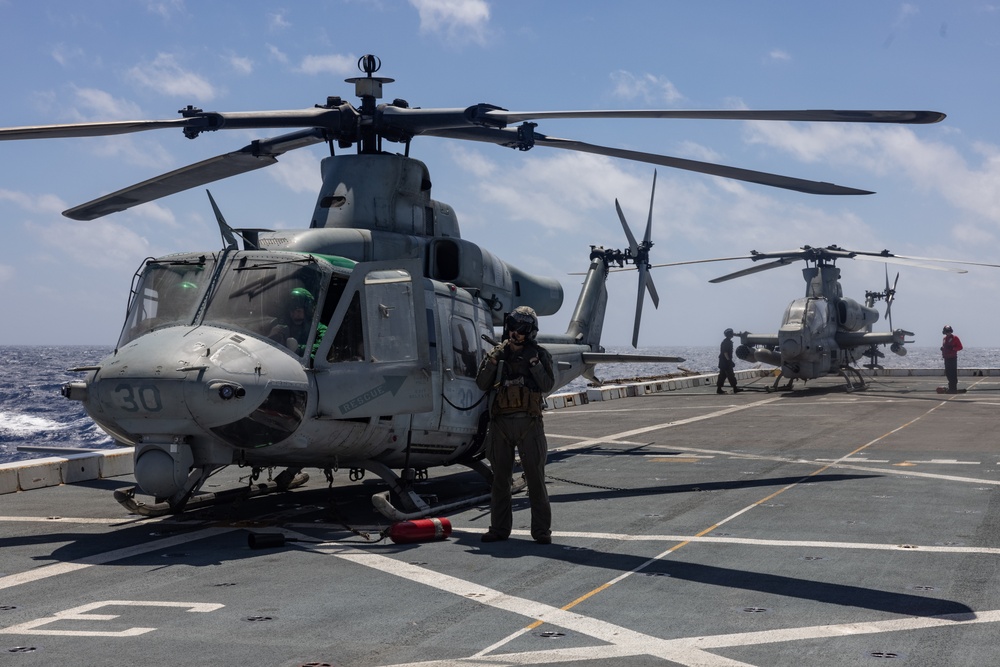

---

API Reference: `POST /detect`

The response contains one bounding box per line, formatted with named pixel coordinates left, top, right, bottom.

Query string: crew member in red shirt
left=941, top=325, right=964, bottom=393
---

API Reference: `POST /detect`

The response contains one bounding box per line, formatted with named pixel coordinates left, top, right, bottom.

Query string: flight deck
left=2, top=371, right=1000, bottom=667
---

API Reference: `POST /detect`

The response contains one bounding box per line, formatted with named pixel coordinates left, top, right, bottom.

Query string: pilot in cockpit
left=270, top=287, right=327, bottom=356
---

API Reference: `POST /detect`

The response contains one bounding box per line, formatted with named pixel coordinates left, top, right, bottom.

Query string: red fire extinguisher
left=388, top=517, right=452, bottom=544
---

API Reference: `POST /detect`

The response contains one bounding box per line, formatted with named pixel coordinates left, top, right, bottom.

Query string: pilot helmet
left=942, top=325, right=954, bottom=335
left=724, top=328, right=734, bottom=337
left=506, top=306, right=539, bottom=340
left=289, top=287, right=315, bottom=312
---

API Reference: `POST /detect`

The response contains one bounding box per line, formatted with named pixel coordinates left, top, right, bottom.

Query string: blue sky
left=1, top=1, right=998, bottom=349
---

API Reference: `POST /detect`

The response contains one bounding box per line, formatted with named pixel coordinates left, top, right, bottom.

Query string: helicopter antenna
left=206, top=190, right=239, bottom=251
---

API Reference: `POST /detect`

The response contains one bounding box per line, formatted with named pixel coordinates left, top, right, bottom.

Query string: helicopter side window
left=328, top=292, right=365, bottom=362
left=451, top=317, right=479, bottom=378
left=365, top=270, right=418, bottom=362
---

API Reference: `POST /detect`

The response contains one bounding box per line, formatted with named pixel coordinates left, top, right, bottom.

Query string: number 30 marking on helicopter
left=115, top=383, right=163, bottom=413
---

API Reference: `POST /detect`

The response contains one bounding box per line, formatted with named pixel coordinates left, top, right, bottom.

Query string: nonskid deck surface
left=3, top=374, right=1000, bottom=666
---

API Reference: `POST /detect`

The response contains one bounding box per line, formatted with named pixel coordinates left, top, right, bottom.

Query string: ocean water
left=2, top=345, right=996, bottom=465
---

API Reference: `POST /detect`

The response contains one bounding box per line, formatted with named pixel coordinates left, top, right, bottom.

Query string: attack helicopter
left=650, top=245, right=999, bottom=391
left=0, top=55, right=947, bottom=518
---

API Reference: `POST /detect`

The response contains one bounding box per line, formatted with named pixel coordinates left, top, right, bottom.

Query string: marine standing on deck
left=941, top=325, right=964, bottom=393
left=475, top=306, right=555, bottom=545
left=716, top=328, right=741, bottom=394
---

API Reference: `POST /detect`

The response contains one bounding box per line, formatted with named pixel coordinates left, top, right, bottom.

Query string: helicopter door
left=313, top=260, right=432, bottom=419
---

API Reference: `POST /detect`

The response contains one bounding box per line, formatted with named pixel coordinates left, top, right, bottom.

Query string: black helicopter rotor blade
left=426, top=127, right=874, bottom=195
left=480, top=108, right=946, bottom=125
left=643, top=170, right=657, bottom=246
left=0, top=107, right=351, bottom=142
left=709, top=258, right=798, bottom=283
left=615, top=200, right=640, bottom=256
left=0, top=118, right=193, bottom=140
left=63, top=129, right=328, bottom=220
left=0, top=106, right=945, bottom=144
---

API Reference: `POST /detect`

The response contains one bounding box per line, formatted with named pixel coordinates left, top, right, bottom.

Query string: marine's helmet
left=506, top=306, right=539, bottom=341
left=724, top=328, right=734, bottom=337
left=942, top=325, right=954, bottom=335
left=290, top=287, right=315, bottom=313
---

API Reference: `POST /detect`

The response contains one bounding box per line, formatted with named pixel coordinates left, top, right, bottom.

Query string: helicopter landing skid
left=839, top=367, right=867, bottom=392
left=367, top=459, right=527, bottom=521
left=765, top=374, right=796, bottom=392
left=113, top=470, right=310, bottom=517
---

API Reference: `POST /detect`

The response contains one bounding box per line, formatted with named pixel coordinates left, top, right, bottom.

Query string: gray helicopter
left=0, top=55, right=947, bottom=517
left=651, top=245, right=999, bottom=391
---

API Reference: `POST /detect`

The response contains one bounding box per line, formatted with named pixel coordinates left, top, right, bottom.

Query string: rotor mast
left=345, top=54, right=395, bottom=154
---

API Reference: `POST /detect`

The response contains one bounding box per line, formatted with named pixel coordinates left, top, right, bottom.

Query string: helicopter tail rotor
left=884, top=267, right=899, bottom=330
left=615, top=171, right=660, bottom=348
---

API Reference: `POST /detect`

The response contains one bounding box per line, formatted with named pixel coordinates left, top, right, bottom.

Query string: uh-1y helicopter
left=0, top=55, right=948, bottom=518
left=653, top=245, right=1000, bottom=392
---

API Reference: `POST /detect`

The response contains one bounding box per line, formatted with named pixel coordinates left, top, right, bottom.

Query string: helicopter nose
left=780, top=337, right=801, bottom=359
left=82, top=327, right=309, bottom=447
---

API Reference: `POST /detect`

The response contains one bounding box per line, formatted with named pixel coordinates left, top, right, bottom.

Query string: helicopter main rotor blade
left=0, top=118, right=194, bottom=140
left=0, top=107, right=350, bottom=142
left=63, top=128, right=328, bottom=220
left=849, top=250, right=1000, bottom=269
left=709, top=258, right=798, bottom=283
left=849, top=253, right=967, bottom=273
left=481, top=109, right=946, bottom=126
left=424, top=127, right=874, bottom=195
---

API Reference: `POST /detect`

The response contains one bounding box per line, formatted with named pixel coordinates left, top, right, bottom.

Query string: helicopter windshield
left=806, top=299, right=828, bottom=334
left=117, top=256, right=212, bottom=347
left=781, top=298, right=828, bottom=335
left=118, top=253, right=332, bottom=358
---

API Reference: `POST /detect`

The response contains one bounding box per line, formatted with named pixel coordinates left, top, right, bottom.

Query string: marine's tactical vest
left=492, top=344, right=548, bottom=417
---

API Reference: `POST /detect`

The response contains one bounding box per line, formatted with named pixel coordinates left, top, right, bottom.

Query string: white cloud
left=268, top=11, right=291, bottom=31
left=297, top=53, right=357, bottom=75
left=146, top=0, right=186, bottom=19
left=610, top=71, right=684, bottom=106
left=0, top=189, right=67, bottom=216
left=0, top=264, right=13, bottom=284
left=766, top=49, right=791, bottom=63
left=269, top=149, right=322, bottom=194
left=410, top=0, right=490, bottom=44
left=26, top=220, right=150, bottom=270
left=743, top=122, right=1000, bottom=225
left=51, top=43, right=85, bottom=67
left=227, top=54, right=253, bottom=75
left=266, top=44, right=289, bottom=64
left=127, top=53, right=216, bottom=101
left=89, top=135, right=175, bottom=170
left=70, top=86, right=144, bottom=120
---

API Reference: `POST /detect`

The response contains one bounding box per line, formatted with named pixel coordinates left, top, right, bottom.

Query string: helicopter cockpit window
left=201, top=257, right=328, bottom=357
left=805, top=299, right=829, bottom=335
left=781, top=299, right=807, bottom=328
left=117, top=257, right=212, bottom=347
